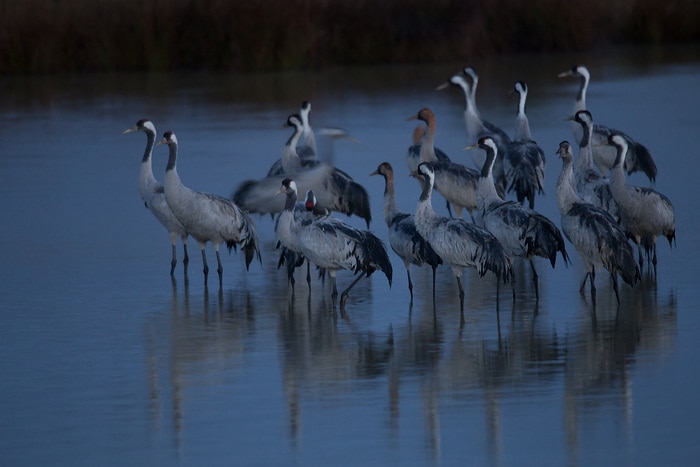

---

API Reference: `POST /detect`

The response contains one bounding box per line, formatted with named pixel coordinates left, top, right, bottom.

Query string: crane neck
left=380, top=172, right=400, bottom=226
left=139, top=130, right=157, bottom=191
left=478, top=147, right=500, bottom=209
left=283, top=188, right=298, bottom=212
left=609, top=144, right=628, bottom=189
left=281, top=125, right=303, bottom=171
left=514, top=92, right=532, bottom=141
left=575, top=73, right=588, bottom=112
left=556, top=157, right=579, bottom=213
left=142, top=129, right=156, bottom=163
left=612, top=142, right=627, bottom=170
left=165, top=142, right=178, bottom=172
left=575, top=120, right=595, bottom=172
left=415, top=174, right=437, bottom=227
left=419, top=116, right=437, bottom=163
left=300, top=117, right=317, bottom=155
left=455, top=78, right=470, bottom=112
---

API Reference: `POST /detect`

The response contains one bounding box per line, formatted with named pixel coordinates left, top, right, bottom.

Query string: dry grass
left=0, top=0, right=698, bottom=74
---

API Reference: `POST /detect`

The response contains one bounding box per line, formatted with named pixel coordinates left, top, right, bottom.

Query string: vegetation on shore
left=1, top=0, right=698, bottom=74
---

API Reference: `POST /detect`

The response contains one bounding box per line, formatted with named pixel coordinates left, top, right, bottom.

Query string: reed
left=0, top=0, right=697, bottom=74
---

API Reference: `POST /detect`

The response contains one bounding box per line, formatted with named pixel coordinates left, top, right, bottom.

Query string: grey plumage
left=437, top=66, right=511, bottom=198
left=412, top=162, right=512, bottom=310
left=407, top=108, right=480, bottom=221
left=123, top=119, right=189, bottom=275
left=470, top=136, right=568, bottom=299
left=298, top=100, right=317, bottom=158
left=504, top=81, right=546, bottom=209
left=275, top=188, right=328, bottom=291
left=276, top=179, right=392, bottom=309
left=266, top=101, right=357, bottom=175
left=570, top=110, right=620, bottom=221
left=462, top=66, right=510, bottom=195
left=605, top=134, right=675, bottom=274
left=556, top=141, right=639, bottom=304
left=234, top=114, right=371, bottom=227
left=406, top=124, right=452, bottom=174
left=157, top=131, right=261, bottom=287
left=266, top=101, right=316, bottom=177
left=559, top=65, right=657, bottom=182
left=371, top=162, right=442, bottom=300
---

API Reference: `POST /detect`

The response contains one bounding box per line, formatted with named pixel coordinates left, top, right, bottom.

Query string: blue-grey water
left=1, top=46, right=699, bottom=466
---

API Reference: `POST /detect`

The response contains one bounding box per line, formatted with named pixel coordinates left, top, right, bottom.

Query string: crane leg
left=529, top=259, right=539, bottom=300
left=201, top=249, right=209, bottom=284
left=170, top=245, right=177, bottom=276
left=215, top=250, right=224, bottom=287
left=182, top=243, right=189, bottom=274
left=289, top=267, right=296, bottom=294
left=406, top=268, right=414, bottom=300
left=340, top=272, right=367, bottom=309
left=431, top=266, right=437, bottom=303
left=456, top=276, right=465, bottom=310
left=446, top=200, right=454, bottom=219
left=611, top=272, right=620, bottom=305
left=589, top=267, right=597, bottom=303
left=306, top=261, right=312, bottom=289
left=331, top=276, right=338, bottom=308
left=637, top=243, right=644, bottom=273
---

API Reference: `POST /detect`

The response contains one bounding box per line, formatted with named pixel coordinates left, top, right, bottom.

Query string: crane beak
left=435, top=82, right=449, bottom=91
left=155, top=139, right=166, bottom=146
left=463, top=143, right=479, bottom=151
left=406, top=114, right=418, bottom=121
left=564, top=115, right=575, bottom=121
left=122, top=126, right=138, bottom=134
left=369, top=170, right=378, bottom=177
left=557, top=70, right=573, bottom=78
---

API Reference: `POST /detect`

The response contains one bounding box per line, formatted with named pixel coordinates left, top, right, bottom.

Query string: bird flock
left=125, top=65, right=676, bottom=310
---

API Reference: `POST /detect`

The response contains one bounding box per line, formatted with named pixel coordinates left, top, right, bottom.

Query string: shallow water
left=1, top=46, right=699, bottom=465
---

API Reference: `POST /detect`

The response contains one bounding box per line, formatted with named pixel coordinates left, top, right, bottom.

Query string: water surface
left=1, top=46, right=699, bottom=466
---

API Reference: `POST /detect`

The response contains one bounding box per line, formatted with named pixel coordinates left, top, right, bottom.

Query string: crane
left=157, top=131, right=261, bottom=287
left=468, top=136, right=568, bottom=299
left=555, top=141, right=639, bottom=304
left=370, top=162, right=442, bottom=300
left=123, top=118, right=189, bottom=275
left=411, top=162, right=512, bottom=310
left=276, top=178, right=392, bottom=309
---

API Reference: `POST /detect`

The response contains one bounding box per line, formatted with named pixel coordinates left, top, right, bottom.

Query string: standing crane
left=233, top=114, right=371, bottom=227
left=569, top=110, right=620, bottom=221
left=411, top=162, right=512, bottom=310
left=436, top=68, right=509, bottom=197
left=407, top=108, right=480, bottom=221
left=467, top=136, right=568, bottom=299
left=276, top=179, right=392, bottom=309
left=157, top=131, right=261, bottom=287
left=505, top=81, right=546, bottom=209
left=275, top=189, right=328, bottom=292
left=558, top=64, right=657, bottom=182
left=370, top=162, right=442, bottom=300
left=555, top=141, right=639, bottom=304
left=605, top=134, right=676, bottom=274
left=123, top=119, right=189, bottom=275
